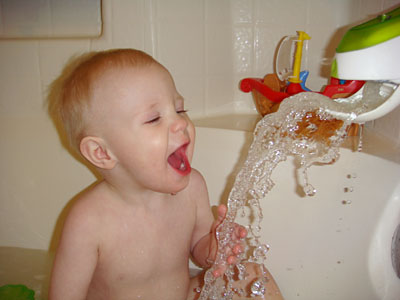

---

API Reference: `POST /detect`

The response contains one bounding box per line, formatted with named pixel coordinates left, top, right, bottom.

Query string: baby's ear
left=80, top=136, right=117, bottom=170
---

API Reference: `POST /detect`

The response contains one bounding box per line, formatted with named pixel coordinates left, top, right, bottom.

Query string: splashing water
left=199, top=82, right=397, bottom=300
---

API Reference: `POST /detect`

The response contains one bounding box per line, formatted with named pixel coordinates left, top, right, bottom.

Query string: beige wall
left=1, top=0, right=399, bottom=250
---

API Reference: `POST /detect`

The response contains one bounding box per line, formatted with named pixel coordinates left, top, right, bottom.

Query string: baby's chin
left=167, top=175, right=192, bottom=196
left=169, top=185, right=189, bottom=196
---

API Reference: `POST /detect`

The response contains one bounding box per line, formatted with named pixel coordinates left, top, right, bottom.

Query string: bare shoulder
left=187, top=168, right=213, bottom=242
left=189, top=168, right=205, bottom=182
left=60, top=182, right=109, bottom=240
left=188, top=168, right=208, bottom=194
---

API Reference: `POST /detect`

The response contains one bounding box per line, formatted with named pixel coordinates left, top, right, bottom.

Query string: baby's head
left=51, top=49, right=195, bottom=193
left=52, top=49, right=161, bottom=154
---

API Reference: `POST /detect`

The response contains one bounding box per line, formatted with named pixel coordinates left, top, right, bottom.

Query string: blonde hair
left=49, top=49, right=159, bottom=153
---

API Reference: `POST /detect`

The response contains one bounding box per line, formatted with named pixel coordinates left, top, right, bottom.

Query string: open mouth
left=167, top=143, right=191, bottom=176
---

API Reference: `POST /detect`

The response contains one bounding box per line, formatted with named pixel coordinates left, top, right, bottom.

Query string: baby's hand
left=209, top=205, right=247, bottom=278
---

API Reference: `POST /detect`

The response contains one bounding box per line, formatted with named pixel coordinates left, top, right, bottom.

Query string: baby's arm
left=188, top=169, right=215, bottom=268
left=49, top=199, right=99, bottom=300
left=189, top=170, right=247, bottom=273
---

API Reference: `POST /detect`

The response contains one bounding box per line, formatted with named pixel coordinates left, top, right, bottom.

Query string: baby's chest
left=97, top=209, right=195, bottom=281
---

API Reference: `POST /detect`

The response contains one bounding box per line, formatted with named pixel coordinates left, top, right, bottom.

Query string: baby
left=48, top=49, right=283, bottom=300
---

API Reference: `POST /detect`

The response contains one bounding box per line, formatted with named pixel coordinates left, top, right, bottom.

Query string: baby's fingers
left=216, top=205, right=227, bottom=222
left=213, top=247, right=242, bottom=277
left=212, top=264, right=227, bottom=278
left=234, top=224, right=247, bottom=240
left=211, top=205, right=227, bottom=233
left=232, top=244, right=243, bottom=255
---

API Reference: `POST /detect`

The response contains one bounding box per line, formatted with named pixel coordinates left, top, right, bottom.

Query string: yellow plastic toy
left=288, top=31, right=311, bottom=84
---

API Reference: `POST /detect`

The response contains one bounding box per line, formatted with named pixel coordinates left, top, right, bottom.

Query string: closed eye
left=176, top=109, right=188, bottom=114
left=145, top=116, right=161, bottom=124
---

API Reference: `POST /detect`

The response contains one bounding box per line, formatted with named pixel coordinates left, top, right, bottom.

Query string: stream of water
left=198, top=81, right=397, bottom=299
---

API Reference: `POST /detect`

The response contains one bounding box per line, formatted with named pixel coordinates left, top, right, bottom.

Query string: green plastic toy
left=336, top=6, right=400, bottom=53
left=0, top=284, right=35, bottom=300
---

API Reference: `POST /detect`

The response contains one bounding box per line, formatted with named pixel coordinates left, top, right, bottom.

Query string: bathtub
left=0, top=247, right=53, bottom=300
left=192, top=114, right=400, bottom=300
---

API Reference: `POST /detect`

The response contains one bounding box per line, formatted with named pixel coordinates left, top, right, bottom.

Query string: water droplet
left=304, top=184, right=316, bottom=196
left=250, top=277, right=267, bottom=296
left=347, top=173, right=357, bottom=179
left=253, top=244, right=270, bottom=261
left=344, top=187, right=354, bottom=192
left=357, top=124, right=364, bottom=152
left=236, top=263, right=247, bottom=280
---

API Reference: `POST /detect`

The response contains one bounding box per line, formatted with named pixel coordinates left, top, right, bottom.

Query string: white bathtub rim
left=368, top=183, right=400, bottom=300
left=193, top=114, right=400, bottom=166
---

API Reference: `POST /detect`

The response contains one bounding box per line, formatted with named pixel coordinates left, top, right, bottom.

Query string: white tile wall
left=0, top=0, right=399, bottom=250
left=0, top=0, right=102, bottom=38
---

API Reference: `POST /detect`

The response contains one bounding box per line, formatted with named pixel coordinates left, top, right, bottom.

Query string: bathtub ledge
left=192, top=114, right=261, bottom=132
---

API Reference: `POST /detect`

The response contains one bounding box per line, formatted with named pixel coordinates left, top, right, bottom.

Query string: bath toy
left=329, top=6, right=400, bottom=123
left=299, top=70, right=311, bottom=92
left=249, top=74, right=285, bottom=116
left=241, top=6, right=400, bottom=123
left=0, top=284, right=35, bottom=300
left=240, top=31, right=365, bottom=117
left=286, top=31, right=311, bottom=95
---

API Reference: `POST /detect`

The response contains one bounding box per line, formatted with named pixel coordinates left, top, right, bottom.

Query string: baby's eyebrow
left=175, top=95, right=185, bottom=104
left=141, top=101, right=159, bottom=111
left=147, top=102, right=159, bottom=109
left=132, top=102, right=158, bottom=119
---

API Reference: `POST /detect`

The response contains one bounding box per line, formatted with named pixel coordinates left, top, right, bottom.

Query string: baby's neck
left=100, top=178, right=171, bottom=207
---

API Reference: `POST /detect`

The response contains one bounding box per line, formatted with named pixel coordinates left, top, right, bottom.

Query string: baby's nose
left=170, top=114, right=188, bottom=132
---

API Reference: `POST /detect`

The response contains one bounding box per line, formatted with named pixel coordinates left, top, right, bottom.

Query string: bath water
left=198, top=81, right=397, bottom=299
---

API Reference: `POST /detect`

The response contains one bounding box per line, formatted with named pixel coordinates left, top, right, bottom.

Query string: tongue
left=168, top=146, right=191, bottom=173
